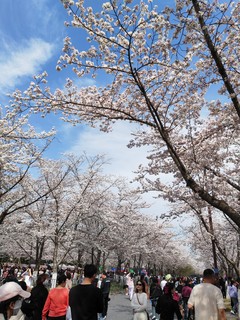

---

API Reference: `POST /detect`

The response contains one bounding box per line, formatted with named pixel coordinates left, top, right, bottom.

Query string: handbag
left=145, top=310, right=150, bottom=320
left=188, top=306, right=195, bottom=320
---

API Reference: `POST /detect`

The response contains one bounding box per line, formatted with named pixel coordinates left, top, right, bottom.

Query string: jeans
left=231, top=297, right=238, bottom=313
left=151, top=299, right=159, bottom=319
left=182, top=297, right=189, bottom=320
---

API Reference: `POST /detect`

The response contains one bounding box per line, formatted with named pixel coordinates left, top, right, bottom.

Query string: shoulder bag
left=136, top=293, right=150, bottom=320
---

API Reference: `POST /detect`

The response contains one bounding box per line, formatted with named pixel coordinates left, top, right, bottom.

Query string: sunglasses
left=136, top=283, right=142, bottom=286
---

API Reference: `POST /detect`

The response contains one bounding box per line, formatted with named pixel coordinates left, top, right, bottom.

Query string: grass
left=224, top=298, right=231, bottom=312
left=110, top=281, right=124, bottom=294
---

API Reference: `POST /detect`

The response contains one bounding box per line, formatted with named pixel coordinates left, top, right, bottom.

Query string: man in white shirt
left=188, top=269, right=226, bottom=320
left=160, top=276, right=167, bottom=290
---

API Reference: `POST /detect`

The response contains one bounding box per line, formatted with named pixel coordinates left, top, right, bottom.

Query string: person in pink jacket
left=126, top=273, right=135, bottom=300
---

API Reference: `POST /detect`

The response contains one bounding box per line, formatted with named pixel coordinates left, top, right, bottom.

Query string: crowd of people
left=125, top=270, right=239, bottom=320
left=0, top=263, right=239, bottom=320
left=0, top=264, right=82, bottom=289
left=0, top=263, right=111, bottom=320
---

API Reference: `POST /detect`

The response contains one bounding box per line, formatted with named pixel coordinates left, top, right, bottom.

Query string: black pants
left=102, top=294, right=110, bottom=317
left=48, top=316, right=66, bottom=320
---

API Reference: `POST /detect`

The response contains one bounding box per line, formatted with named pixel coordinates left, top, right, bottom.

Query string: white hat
left=0, top=282, right=31, bottom=302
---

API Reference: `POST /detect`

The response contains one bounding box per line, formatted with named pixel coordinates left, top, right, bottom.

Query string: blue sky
left=0, top=0, right=170, bottom=217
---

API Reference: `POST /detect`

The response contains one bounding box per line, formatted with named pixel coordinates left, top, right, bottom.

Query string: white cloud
left=64, top=121, right=170, bottom=216
left=0, top=38, right=54, bottom=93
left=67, top=121, right=149, bottom=178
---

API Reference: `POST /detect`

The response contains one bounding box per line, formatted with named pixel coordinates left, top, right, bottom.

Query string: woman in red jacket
left=42, top=274, right=69, bottom=320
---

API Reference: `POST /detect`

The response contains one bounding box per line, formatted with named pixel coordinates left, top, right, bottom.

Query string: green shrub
left=110, top=281, right=124, bottom=294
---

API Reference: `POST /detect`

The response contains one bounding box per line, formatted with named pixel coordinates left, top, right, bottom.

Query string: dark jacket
left=101, top=278, right=111, bottom=296
left=30, top=284, right=49, bottom=320
left=156, top=294, right=182, bottom=320
left=150, top=283, right=162, bottom=300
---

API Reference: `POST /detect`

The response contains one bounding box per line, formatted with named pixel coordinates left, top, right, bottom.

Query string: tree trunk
left=91, top=247, right=95, bottom=265
left=208, top=207, right=218, bottom=270
left=95, top=249, right=101, bottom=273
left=102, top=251, right=106, bottom=272
left=35, top=237, right=45, bottom=275
left=137, top=254, right=142, bottom=271
left=51, top=234, right=59, bottom=288
left=191, top=0, right=240, bottom=118
left=117, top=256, right=122, bottom=274
left=77, top=249, right=84, bottom=267
left=153, top=263, right=157, bottom=276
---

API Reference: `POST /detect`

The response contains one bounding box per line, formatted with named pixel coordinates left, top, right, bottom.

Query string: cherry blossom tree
left=186, top=216, right=240, bottom=277
left=10, top=0, right=240, bottom=227
left=0, top=154, right=191, bottom=277
left=69, top=176, right=149, bottom=269
left=32, top=155, right=113, bottom=286
left=0, top=103, right=55, bottom=224
left=0, top=157, right=75, bottom=270
left=158, top=182, right=239, bottom=275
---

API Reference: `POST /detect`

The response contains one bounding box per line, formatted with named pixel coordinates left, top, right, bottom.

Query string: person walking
left=188, top=268, right=226, bottom=320
left=126, top=273, right=135, bottom=301
left=99, top=272, right=111, bottom=320
left=155, top=282, right=182, bottom=320
left=29, top=274, right=49, bottom=320
left=140, top=274, right=149, bottom=299
left=131, top=280, right=148, bottom=320
left=228, top=280, right=238, bottom=315
left=181, top=280, right=192, bottom=320
left=149, top=277, right=162, bottom=320
left=219, top=277, right=226, bottom=299
left=69, top=264, right=103, bottom=320
left=65, top=273, right=72, bottom=291
left=42, top=274, right=69, bottom=320
left=160, top=277, right=167, bottom=291
left=21, top=266, right=33, bottom=289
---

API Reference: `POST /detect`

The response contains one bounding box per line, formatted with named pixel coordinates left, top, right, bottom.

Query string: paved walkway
left=107, top=293, right=134, bottom=320
left=107, top=293, right=238, bottom=320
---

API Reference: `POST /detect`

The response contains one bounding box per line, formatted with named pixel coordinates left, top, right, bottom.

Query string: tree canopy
left=10, top=0, right=240, bottom=227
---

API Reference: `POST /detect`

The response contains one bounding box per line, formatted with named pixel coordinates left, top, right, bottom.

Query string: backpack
left=151, top=284, right=163, bottom=299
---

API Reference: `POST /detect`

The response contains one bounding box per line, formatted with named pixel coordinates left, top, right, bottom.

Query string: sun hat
left=0, top=282, right=31, bottom=302
left=165, top=274, right=172, bottom=281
